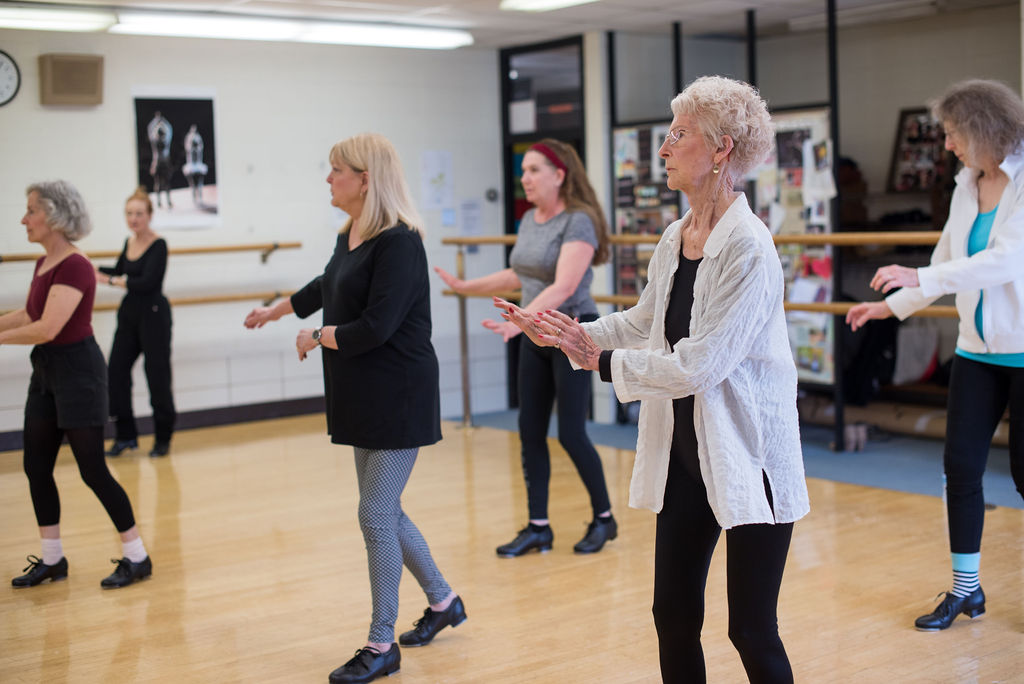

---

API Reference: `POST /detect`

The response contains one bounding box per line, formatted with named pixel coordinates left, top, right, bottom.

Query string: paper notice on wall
left=510, top=100, right=536, bottom=135
left=460, top=199, right=481, bottom=236
left=802, top=138, right=837, bottom=204
left=421, top=150, right=453, bottom=211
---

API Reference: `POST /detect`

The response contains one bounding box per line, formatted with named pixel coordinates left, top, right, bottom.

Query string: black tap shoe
left=573, top=515, right=618, bottom=554
left=11, top=555, right=68, bottom=587
left=100, top=556, right=152, bottom=589
left=496, top=525, right=553, bottom=558
left=399, top=595, right=467, bottom=647
left=149, top=442, right=170, bottom=457
left=328, top=644, right=400, bottom=683
left=106, top=439, right=138, bottom=456
left=914, top=587, right=985, bottom=631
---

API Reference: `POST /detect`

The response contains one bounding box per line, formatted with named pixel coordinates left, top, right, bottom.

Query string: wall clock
left=0, top=49, right=22, bottom=106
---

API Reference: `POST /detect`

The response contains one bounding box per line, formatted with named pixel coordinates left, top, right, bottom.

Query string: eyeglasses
left=664, top=128, right=685, bottom=146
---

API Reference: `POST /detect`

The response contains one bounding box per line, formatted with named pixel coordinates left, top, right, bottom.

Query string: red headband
left=529, top=142, right=568, bottom=174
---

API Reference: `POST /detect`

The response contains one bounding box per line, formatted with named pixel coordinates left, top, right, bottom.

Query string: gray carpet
left=461, top=410, right=1022, bottom=510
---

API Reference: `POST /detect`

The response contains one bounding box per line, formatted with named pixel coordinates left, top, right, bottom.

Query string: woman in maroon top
left=0, top=180, right=153, bottom=590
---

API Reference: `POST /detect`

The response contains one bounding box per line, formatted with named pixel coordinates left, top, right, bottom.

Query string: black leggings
left=109, top=296, right=176, bottom=443
left=944, top=355, right=1024, bottom=554
left=24, top=340, right=136, bottom=532
left=654, top=451, right=793, bottom=684
left=517, top=333, right=611, bottom=520
left=23, top=420, right=136, bottom=531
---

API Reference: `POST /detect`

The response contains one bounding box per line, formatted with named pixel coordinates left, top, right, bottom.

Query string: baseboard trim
left=0, top=396, right=326, bottom=452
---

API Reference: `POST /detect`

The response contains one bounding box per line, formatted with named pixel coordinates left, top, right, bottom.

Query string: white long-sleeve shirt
left=886, top=148, right=1024, bottom=354
left=584, top=194, right=810, bottom=528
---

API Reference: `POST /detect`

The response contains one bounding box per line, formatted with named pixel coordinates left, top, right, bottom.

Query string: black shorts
left=26, top=337, right=109, bottom=429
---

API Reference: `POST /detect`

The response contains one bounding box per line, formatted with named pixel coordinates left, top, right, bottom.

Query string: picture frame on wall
left=886, top=107, right=946, bottom=193
left=132, top=92, right=219, bottom=229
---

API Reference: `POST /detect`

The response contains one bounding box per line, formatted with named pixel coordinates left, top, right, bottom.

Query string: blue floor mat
left=459, top=410, right=1021, bottom=510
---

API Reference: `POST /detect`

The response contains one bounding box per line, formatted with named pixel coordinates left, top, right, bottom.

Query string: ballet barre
left=0, top=291, right=296, bottom=317
left=0, top=241, right=302, bottom=265
left=440, top=230, right=945, bottom=428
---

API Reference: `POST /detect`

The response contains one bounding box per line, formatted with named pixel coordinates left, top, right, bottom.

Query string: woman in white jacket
left=498, top=76, right=809, bottom=684
left=848, top=79, right=1024, bottom=632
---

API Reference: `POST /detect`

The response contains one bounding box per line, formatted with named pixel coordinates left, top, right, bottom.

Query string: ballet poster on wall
left=132, top=93, right=219, bottom=229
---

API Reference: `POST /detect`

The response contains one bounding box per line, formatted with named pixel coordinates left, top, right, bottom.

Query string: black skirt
left=26, top=336, right=109, bottom=429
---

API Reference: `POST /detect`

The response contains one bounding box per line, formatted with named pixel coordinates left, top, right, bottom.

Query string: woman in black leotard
left=97, top=187, right=176, bottom=458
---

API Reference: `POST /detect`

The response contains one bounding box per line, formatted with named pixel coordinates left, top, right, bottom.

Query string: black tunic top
left=98, top=238, right=170, bottom=323
left=290, top=224, right=442, bottom=450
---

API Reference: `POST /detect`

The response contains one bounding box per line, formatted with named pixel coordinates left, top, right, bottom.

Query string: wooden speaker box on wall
left=38, top=54, right=103, bottom=105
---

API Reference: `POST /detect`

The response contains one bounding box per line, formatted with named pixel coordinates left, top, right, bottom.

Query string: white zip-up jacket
left=583, top=194, right=810, bottom=528
left=886, top=147, right=1024, bottom=353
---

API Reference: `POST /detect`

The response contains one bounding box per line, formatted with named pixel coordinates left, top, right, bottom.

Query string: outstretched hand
left=244, top=306, right=277, bottom=329
left=434, top=266, right=464, bottom=293
left=845, top=301, right=893, bottom=331
left=482, top=318, right=522, bottom=342
left=493, top=298, right=602, bottom=371
left=869, top=264, right=919, bottom=293
left=492, top=298, right=548, bottom=346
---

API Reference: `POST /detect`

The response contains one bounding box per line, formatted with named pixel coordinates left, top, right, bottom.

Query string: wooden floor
left=2, top=415, right=1023, bottom=683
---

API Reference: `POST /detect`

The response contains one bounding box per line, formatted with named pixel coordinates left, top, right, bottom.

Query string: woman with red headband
left=435, top=138, right=615, bottom=557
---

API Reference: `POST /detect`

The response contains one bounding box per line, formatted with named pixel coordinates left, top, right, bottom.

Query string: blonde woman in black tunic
left=245, top=133, right=464, bottom=684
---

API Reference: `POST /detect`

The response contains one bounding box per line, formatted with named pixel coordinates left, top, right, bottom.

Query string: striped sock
left=951, top=552, right=980, bottom=598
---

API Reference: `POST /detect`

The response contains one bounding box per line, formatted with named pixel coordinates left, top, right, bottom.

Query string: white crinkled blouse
left=583, top=194, right=810, bottom=529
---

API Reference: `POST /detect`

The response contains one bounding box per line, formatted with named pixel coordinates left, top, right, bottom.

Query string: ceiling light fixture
left=298, top=22, right=474, bottom=49
left=0, top=5, right=116, bottom=32
left=110, top=11, right=473, bottom=49
left=110, top=12, right=303, bottom=41
left=499, top=0, right=601, bottom=12
left=0, top=5, right=473, bottom=49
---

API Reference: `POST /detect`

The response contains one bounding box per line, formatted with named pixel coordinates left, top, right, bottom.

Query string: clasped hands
left=493, top=297, right=602, bottom=371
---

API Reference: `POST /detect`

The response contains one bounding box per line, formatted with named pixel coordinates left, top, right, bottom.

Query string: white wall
left=0, top=29, right=508, bottom=434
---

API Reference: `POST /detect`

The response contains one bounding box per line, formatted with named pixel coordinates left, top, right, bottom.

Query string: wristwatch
left=312, top=327, right=323, bottom=345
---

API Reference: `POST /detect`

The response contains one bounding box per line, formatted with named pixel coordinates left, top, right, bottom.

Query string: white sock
left=40, top=538, right=63, bottom=566
left=122, top=537, right=148, bottom=563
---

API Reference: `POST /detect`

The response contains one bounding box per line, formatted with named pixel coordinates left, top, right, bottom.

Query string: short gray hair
left=670, top=76, right=774, bottom=178
left=931, top=79, right=1024, bottom=164
left=26, top=180, right=92, bottom=241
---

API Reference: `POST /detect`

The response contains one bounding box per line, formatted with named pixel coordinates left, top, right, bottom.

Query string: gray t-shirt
left=509, top=209, right=598, bottom=316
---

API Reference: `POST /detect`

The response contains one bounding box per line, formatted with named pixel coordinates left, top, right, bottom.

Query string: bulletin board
left=611, top=123, right=687, bottom=295
left=887, top=107, right=945, bottom=193
left=745, top=106, right=836, bottom=385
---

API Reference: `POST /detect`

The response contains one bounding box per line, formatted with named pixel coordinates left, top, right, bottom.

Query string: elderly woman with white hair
left=2, top=180, right=152, bottom=590
left=497, top=76, right=809, bottom=682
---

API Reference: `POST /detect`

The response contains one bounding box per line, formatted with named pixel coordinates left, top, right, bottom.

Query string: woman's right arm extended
left=0, top=308, right=31, bottom=334
left=244, top=298, right=295, bottom=329
left=434, top=266, right=520, bottom=295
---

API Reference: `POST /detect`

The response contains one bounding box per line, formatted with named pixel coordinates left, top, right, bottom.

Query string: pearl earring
left=712, top=164, right=720, bottom=174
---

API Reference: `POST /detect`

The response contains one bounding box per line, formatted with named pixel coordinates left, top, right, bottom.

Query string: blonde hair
left=670, top=76, right=774, bottom=178
left=329, top=133, right=424, bottom=241
left=533, top=138, right=610, bottom=265
left=931, top=79, right=1024, bottom=165
left=125, top=186, right=153, bottom=215
left=26, top=180, right=92, bottom=241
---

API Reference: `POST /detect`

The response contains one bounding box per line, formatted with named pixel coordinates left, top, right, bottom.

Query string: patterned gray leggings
left=354, top=447, right=452, bottom=643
